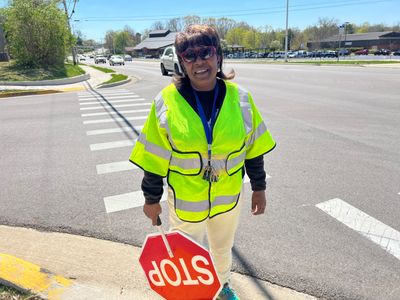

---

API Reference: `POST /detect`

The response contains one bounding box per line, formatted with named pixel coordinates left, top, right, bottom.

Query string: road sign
left=139, top=231, right=222, bottom=300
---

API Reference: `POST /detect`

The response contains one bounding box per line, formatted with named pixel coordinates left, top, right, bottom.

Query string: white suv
left=160, top=46, right=182, bottom=76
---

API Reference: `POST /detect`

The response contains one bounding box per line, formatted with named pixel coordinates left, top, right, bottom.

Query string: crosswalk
left=78, top=88, right=271, bottom=215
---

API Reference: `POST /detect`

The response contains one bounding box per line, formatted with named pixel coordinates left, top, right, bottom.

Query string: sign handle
left=156, top=216, right=174, bottom=258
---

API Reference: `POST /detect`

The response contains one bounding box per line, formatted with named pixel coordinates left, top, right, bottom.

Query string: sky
left=1, top=0, right=399, bottom=42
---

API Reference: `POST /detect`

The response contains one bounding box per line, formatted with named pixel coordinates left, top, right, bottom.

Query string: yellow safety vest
left=129, top=80, right=276, bottom=222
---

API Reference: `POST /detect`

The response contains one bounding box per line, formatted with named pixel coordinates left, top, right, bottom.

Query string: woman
left=130, top=24, right=276, bottom=300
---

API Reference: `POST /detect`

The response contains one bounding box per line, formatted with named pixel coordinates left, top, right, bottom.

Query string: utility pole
left=284, top=0, right=289, bottom=62
left=62, top=0, right=77, bottom=64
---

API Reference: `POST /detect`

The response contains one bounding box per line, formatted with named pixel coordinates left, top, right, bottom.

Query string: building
left=126, top=29, right=177, bottom=58
left=307, top=31, right=400, bottom=50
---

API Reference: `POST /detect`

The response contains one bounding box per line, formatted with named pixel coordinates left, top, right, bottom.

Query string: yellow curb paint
left=0, top=253, right=72, bottom=299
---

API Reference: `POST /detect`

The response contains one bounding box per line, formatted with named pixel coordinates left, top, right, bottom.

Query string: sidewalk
left=0, top=225, right=316, bottom=300
left=0, top=65, right=124, bottom=93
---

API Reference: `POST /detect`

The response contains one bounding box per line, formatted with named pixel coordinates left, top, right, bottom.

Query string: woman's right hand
left=143, top=203, right=162, bottom=226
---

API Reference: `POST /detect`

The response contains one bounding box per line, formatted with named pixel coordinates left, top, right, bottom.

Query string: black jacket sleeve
left=141, top=171, right=164, bottom=204
left=244, top=155, right=267, bottom=191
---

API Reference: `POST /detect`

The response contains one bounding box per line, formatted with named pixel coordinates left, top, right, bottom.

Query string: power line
left=73, top=0, right=394, bottom=22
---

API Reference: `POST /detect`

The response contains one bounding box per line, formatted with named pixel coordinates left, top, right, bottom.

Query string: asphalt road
left=1, top=60, right=399, bottom=300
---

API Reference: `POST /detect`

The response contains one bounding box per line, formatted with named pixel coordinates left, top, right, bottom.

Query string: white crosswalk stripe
left=83, top=115, right=147, bottom=124
left=96, top=161, right=138, bottom=174
left=103, top=188, right=168, bottom=214
left=316, top=198, right=400, bottom=261
left=80, top=103, right=151, bottom=111
left=79, top=98, right=146, bottom=105
left=81, top=108, right=150, bottom=117
left=90, top=139, right=136, bottom=151
left=79, top=95, right=140, bottom=101
left=86, top=125, right=144, bottom=136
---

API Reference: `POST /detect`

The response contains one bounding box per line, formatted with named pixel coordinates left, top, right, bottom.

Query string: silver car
left=109, top=55, right=125, bottom=66
left=160, top=46, right=182, bottom=76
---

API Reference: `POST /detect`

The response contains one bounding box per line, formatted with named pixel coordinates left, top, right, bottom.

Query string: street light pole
left=62, top=0, right=77, bottom=65
left=284, top=0, right=289, bottom=62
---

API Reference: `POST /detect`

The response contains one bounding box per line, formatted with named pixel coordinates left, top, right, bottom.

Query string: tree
left=151, top=21, right=164, bottom=30
left=3, top=0, right=72, bottom=67
left=105, top=30, right=116, bottom=54
left=269, top=40, right=281, bottom=51
left=166, top=18, right=183, bottom=32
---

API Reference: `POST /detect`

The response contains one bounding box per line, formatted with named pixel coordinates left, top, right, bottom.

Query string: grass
left=0, top=283, right=42, bottom=299
left=102, top=73, right=128, bottom=85
left=89, top=65, right=115, bottom=73
left=0, top=61, right=85, bottom=81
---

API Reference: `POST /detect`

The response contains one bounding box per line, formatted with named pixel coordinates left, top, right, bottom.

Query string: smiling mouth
left=194, top=69, right=208, bottom=74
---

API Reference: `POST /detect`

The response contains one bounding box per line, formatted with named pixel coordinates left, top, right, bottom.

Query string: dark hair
left=173, top=24, right=235, bottom=87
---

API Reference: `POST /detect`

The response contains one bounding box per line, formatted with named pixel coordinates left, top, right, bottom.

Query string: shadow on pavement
left=233, top=246, right=275, bottom=300
left=85, top=82, right=141, bottom=140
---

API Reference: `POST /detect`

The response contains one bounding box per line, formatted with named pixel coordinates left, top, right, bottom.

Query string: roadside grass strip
left=316, top=198, right=400, bottom=261
left=0, top=253, right=72, bottom=299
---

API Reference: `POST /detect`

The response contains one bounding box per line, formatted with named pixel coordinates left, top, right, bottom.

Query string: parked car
left=109, top=55, right=125, bottom=66
left=354, top=49, right=369, bottom=55
left=94, top=55, right=107, bottom=64
left=124, top=54, right=132, bottom=61
left=160, top=46, right=182, bottom=76
left=374, top=49, right=390, bottom=55
left=393, top=49, right=400, bottom=56
left=338, top=49, right=350, bottom=56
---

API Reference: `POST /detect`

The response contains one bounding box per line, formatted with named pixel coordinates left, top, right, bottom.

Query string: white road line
left=316, top=198, right=400, bottom=261
left=83, top=115, right=148, bottom=124
left=80, top=103, right=151, bottom=111
left=78, top=92, right=133, bottom=97
left=90, top=139, right=136, bottom=151
left=86, top=125, right=144, bottom=136
left=104, top=188, right=167, bottom=213
left=79, top=95, right=140, bottom=101
left=81, top=108, right=150, bottom=117
left=78, top=90, right=128, bottom=96
left=79, top=98, right=146, bottom=105
left=96, top=161, right=138, bottom=174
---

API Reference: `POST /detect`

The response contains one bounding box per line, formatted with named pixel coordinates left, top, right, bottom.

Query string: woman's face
left=180, top=45, right=220, bottom=91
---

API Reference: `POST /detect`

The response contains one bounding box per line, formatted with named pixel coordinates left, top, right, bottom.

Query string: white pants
left=167, top=188, right=243, bottom=285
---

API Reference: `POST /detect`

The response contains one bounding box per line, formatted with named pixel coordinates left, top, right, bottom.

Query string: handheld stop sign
left=139, top=217, right=222, bottom=300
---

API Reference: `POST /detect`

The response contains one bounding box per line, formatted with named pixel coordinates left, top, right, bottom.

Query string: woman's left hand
left=251, top=190, right=267, bottom=215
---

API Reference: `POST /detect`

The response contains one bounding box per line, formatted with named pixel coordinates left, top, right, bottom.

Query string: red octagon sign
left=139, top=231, right=222, bottom=300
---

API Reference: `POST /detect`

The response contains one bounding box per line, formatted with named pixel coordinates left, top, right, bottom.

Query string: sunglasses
left=179, top=46, right=217, bottom=63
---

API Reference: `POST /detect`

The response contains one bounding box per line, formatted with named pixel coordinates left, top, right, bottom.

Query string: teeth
left=195, top=69, right=207, bottom=74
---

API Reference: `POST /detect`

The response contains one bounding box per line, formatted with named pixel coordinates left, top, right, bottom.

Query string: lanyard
left=192, top=83, right=219, bottom=157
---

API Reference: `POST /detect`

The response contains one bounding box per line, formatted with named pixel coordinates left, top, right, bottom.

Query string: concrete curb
left=97, top=77, right=132, bottom=88
left=0, top=73, right=90, bottom=86
left=0, top=225, right=317, bottom=300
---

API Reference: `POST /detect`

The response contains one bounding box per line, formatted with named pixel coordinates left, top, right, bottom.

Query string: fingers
left=143, top=203, right=162, bottom=226
left=252, top=201, right=266, bottom=215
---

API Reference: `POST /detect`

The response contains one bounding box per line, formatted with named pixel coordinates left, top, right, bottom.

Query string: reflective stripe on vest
left=175, top=193, right=240, bottom=212
left=238, top=86, right=253, bottom=136
left=247, top=121, right=268, bottom=148
left=137, top=133, right=171, bottom=160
